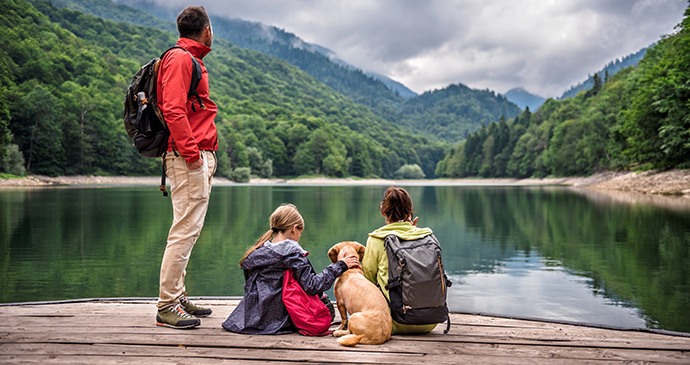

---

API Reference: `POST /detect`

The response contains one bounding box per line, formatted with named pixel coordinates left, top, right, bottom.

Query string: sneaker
left=156, top=304, right=200, bottom=329
left=179, top=293, right=212, bottom=318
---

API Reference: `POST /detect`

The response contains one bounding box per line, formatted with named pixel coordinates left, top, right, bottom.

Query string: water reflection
left=450, top=253, right=648, bottom=328
left=0, top=185, right=688, bottom=333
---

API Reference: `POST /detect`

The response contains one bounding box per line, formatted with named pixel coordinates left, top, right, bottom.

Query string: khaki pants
left=158, top=150, right=217, bottom=309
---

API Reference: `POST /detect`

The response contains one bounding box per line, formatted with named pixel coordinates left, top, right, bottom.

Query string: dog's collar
left=350, top=264, right=361, bottom=270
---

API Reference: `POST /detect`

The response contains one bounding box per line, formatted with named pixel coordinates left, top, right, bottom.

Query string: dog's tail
left=337, top=334, right=364, bottom=347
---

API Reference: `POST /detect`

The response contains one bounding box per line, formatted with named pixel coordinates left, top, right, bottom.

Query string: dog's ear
left=328, top=243, right=340, bottom=263
left=356, top=242, right=366, bottom=262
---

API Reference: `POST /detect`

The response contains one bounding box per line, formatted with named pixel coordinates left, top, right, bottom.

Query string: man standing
left=155, top=6, right=218, bottom=329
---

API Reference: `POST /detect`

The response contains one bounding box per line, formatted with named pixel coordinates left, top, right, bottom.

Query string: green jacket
left=362, top=222, right=437, bottom=334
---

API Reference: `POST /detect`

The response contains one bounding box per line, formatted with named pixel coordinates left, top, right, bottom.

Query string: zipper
left=438, top=256, right=445, bottom=293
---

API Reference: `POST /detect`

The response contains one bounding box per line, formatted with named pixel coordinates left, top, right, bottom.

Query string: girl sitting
left=222, top=203, right=359, bottom=334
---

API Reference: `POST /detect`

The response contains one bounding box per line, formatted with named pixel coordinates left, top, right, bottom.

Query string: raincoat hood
left=241, top=239, right=307, bottom=272
left=368, top=222, right=433, bottom=240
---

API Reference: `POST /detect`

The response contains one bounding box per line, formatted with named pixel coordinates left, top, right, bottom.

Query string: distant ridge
left=558, top=46, right=651, bottom=100
left=50, top=0, right=522, bottom=150
left=504, top=88, right=545, bottom=111
left=108, top=0, right=417, bottom=99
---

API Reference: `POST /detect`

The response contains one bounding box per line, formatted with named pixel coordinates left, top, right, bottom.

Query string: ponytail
left=239, top=230, right=274, bottom=266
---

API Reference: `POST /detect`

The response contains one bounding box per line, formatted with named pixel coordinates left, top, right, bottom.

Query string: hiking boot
left=156, top=304, right=200, bottom=329
left=179, top=293, right=212, bottom=318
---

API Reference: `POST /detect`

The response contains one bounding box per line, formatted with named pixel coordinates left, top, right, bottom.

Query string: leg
left=158, top=151, right=216, bottom=310
left=332, top=298, right=350, bottom=337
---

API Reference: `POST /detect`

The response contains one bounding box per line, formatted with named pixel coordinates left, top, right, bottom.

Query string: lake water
left=1, top=184, right=689, bottom=333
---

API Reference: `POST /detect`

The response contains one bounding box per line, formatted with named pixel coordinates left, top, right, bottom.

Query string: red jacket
left=157, top=37, right=218, bottom=163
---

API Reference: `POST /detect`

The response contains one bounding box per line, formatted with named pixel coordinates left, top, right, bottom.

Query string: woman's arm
left=362, top=236, right=390, bottom=300
left=362, top=236, right=382, bottom=284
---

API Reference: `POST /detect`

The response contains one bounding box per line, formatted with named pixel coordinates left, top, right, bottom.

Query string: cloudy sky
left=160, top=0, right=686, bottom=98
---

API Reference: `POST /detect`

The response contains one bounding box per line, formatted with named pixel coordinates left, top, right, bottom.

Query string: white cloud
left=156, top=0, right=687, bottom=97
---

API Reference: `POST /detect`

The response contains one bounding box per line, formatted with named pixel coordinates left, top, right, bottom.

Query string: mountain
left=437, top=4, right=690, bottom=178
left=7, top=0, right=443, bottom=179
left=291, top=43, right=418, bottom=98
left=558, top=46, right=651, bottom=100
left=366, top=72, right=417, bottom=98
left=504, top=88, right=545, bottom=111
left=112, top=0, right=418, bottom=99
left=48, top=0, right=519, bottom=145
left=399, top=84, right=522, bottom=143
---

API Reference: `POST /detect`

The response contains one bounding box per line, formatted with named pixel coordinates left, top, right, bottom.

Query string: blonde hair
left=239, top=203, right=305, bottom=266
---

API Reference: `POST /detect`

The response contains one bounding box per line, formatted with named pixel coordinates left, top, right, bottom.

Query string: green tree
left=394, top=164, right=425, bottom=179
left=2, top=144, right=26, bottom=176
left=14, top=84, right=64, bottom=175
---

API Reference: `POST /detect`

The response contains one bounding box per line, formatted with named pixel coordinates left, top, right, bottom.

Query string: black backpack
left=123, top=46, right=205, bottom=195
left=384, top=234, right=453, bottom=333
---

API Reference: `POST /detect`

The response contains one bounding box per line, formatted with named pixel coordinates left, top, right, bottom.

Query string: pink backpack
left=282, top=269, right=332, bottom=336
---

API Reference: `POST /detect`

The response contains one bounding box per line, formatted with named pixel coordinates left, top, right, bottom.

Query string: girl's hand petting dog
left=341, top=254, right=360, bottom=269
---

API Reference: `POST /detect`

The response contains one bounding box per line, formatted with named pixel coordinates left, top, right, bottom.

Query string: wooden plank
left=2, top=331, right=689, bottom=363
left=1, top=299, right=689, bottom=364
left=3, top=320, right=688, bottom=352
left=0, top=354, right=344, bottom=365
left=4, top=301, right=686, bottom=341
left=5, top=302, right=685, bottom=344
left=0, top=343, right=646, bottom=365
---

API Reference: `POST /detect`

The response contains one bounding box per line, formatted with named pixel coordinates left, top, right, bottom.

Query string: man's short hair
left=177, top=6, right=210, bottom=39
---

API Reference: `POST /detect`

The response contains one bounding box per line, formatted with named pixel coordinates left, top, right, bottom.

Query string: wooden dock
left=1, top=298, right=689, bottom=364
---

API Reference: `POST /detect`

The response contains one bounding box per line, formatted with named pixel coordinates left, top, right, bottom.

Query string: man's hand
left=187, top=157, right=203, bottom=171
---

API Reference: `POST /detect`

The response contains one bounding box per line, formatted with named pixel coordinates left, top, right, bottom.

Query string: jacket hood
left=177, top=37, right=212, bottom=59
left=241, top=239, right=307, bottom=272
left=368, top=222, right=433, bottom=240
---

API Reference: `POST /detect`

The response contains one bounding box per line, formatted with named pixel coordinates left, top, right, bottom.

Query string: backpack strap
left=156, top=46, right=203, bottom=197
left=187, top=57, right=205, bottom=112
left=161, top=46, right=206, bottom=112
left=444, top=305, right=451, bottom=334
left=160, top=158, right=168, bottom=197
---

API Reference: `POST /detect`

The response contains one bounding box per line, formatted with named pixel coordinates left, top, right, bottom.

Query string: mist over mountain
left=10, top=0, right=445, bottom=179
left=112, top=0, right=418, bottom=99
left=558, top=46, right=651, bottom=100
left=504, top=88, right=545, bottom=111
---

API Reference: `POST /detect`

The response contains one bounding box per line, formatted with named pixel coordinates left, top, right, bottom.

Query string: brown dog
left=328, top=241, right=391, bottom=346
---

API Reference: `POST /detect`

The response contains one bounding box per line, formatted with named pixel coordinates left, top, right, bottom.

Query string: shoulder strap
left=160, top=46, right=206, bottom=111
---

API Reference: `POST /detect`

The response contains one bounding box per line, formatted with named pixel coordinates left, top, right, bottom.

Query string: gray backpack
left=384, top=234, right=452, bottom=333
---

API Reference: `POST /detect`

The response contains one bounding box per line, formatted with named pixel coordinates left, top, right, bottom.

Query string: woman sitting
left=361, top=186, right=438, bottom=334
left=222, top=203, right=359, bottom=334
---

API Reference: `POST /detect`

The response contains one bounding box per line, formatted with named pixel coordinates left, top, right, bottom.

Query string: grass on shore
left=0, top=173, right=24, bottom=180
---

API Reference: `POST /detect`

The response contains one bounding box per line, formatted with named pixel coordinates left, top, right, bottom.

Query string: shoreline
left=1, top=169, right=689, bottom=196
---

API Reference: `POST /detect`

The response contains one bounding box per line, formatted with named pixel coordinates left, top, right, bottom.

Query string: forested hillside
left=1, top=0, right=446, bottom=179
left=51, top=0, right=521, bottom=146
left=111, top=0, right=419, bottom=99
left=400, top=84, right=521, bottom=143
left=558, top=46, right=649, bottom=100
left=437, top=4, right=690, bottom=178
left=51, top=0, right=407, bottom=112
